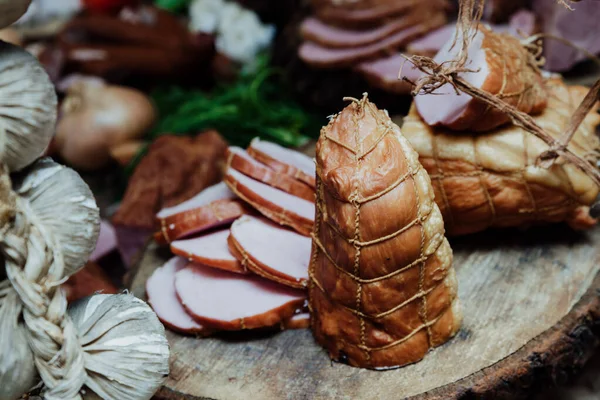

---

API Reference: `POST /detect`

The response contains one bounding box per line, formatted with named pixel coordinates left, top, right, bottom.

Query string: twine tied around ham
left=401, top=0, right=600, bottom=188
left=0, top=163, right=87, bottom=399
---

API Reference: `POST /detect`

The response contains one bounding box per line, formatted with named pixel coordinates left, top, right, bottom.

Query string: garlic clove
left=0, top=41, right=57, bottom=172
left=0, top=288, right=37, bottom=400
left=68, top=294, right=170, bottom=400
left=12, top=158, right=100, bottom=278
left=0, top=0, right=31, bottom=30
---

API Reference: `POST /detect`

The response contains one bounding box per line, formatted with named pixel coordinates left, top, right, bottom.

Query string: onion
left=55, top=80, right=156, bottom=170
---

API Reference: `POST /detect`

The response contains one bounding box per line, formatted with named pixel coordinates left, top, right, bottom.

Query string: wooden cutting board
left=129, top=224, right=600, bottom=400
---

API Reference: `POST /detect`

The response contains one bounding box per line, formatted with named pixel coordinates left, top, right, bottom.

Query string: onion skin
left=55, top=80, right=156, bottom=170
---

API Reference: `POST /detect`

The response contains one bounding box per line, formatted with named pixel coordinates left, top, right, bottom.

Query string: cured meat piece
left=224, top=169, right=314, bottom=236
left=247, top=138, right=316, bottom=188
left=356, top=53, right=421, bottom=94
left=175, top=264, right=306, bottom=330
left=310, top=95, right=461, bottom=369
left=402, top=78, right=600, bottom=236
left=282, top=313, right=311, bottom=329
left=299, top=13, right=446, bottom=69
left=157, top=182, right=234, bottom=219
left=227, top=147, right=314, bottom=201
left=414, top=25, right=547, bottom=132
left=155, top=199, right=250, bottom=244
left=228, top=216, right=311, bottom=288
left=146, top=257, right=211, bottom=335
left=63, top=261, right=118, bottom=303
left=171, top=230, right=247, bottom=274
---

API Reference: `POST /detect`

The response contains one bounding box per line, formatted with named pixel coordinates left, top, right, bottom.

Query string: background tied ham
left=147, top=138, right=315, bottom=334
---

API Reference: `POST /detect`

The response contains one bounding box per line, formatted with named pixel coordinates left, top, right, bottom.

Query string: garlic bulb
left=68, top=294, right=170, bottom=400
left=0, top=41, right=57, bottom=171
left=0, top=0, right=31, bottom=30
left=0, top=287, right=37, bottom=400
left=12, top=158, right=100, bottom=278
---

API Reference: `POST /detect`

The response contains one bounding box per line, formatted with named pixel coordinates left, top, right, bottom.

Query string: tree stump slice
left=130, top=223, right=600, bottom=400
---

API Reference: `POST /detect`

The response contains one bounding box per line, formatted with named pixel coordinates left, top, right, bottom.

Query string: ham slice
left=225, top=169, right=314, bottom=236
left=175, top=264, right=306, bottom=330
left=356, top=53, right=421, bottom=94
left=171, top=230, right=247, bottom=274
left=247, top=138, right=316, bottom=188
left=146, top=257, right=211, bottom=335
left=156, top=182, right=234, bottom=219
left=299, top=14, right=446, bottom=69
left=228, top=216, right=311, bottom=289
left=227, top=147, right=314, bottom=201
left=155, top=199, right=250, bottom=244
left=282, top=313, right=310, bottom=330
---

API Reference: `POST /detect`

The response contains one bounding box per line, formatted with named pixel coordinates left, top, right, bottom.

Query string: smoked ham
left=247, top=138, right=316, bottom=188
left=282, top=313, right=311, bottom=330
left=228, top=216, right=311, bottom=289
left=402, top=78, right=600, bottom=236
left=414, top=25, right=547, bottom=132
left=356, top=54, right=421, bottom=94
left=155, top=198, right=250, bottom=244
left=171, top=230, right=247, bottom=274
left=146, top=257, right=211, bottom=335
left=157, top=182, right=234, bottom=219
left=175, top=264, right=306, bottom=330
left=224, top=169, right=314, bottom=236
left=226, top=146, right=314, bottom=201
left=309, top=95, right=461, bottom=369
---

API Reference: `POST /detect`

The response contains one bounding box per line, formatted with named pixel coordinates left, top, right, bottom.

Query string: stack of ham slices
left=147, top=138, right=317, bottom=335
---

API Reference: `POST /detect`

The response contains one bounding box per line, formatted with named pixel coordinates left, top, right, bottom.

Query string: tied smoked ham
left=175, top=264, right=306, bottom=330
left=228, top=216, right=311, bottom=288
left=171, top=230, right=247, bottom=274
left=226, top=146, right=314, bottom=201
left=309, top=95, right=461, bottom=369
left=414, top=25, right=547, bottom=132
left=402, top=78, right=600, bottom=236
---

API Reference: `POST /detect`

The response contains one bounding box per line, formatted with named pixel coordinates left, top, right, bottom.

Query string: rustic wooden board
left=130, top=224, right=600, bottom=400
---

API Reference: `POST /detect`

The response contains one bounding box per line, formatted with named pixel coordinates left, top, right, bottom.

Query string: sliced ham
left=228, top=216, right=311, bottom=289
left=156, top=182, right=234, bottom=219
left=299, top=13, right=447, bottom=69
left=227, top=147, right=314, bottom=201
left=224, top=169, right=314, bottom=236
left=247, top=138, right=316, bottom=188
left=155, top=199, right=250, bottom=244
left=171, top=230, right=247, bottom=274
left=146, top=257, right=211, bottom=335
left=282, top=313, right=310, bottom=330
left=356, top=53, right=421, bottom=94
left=175, top=264, right=306, bottom=330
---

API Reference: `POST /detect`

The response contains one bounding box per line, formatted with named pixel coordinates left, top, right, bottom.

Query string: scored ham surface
left=171, top=230, right=247, bottom=274
left=228, top=216, right=311, bottom=289
left=299, top=12, right=446, bottom=69
left=175, top=264, right=306, bottom=330
left=224, top=169, right=315, bottom=236
left=146, top=257, right=211, bottom=335
left=356, top=53, right=421, bottom=94
left=247, top=138, right=316, bottom=188
left=310, top=95, right=461, bottom=369
left=157, top=182, right=234, bottom=219
left=155, top=199, right=250, bottom=244
left=227, top=146, right=314, bottom=201
left=414, top=25, right=547, bottom=132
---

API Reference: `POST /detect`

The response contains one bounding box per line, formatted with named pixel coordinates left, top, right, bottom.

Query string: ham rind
left=146, top=257, right=211, bottom=335
left=282, top=313, right=310, bottom=330
left=247, top=138, right=316, bottom=188
left=224, top=169, right=315, bottom=236
left=414, top=25, right=547, bottom=132
left=155, top=199, right=250, bottom=244
left=175, top=264, right=306, bottom=330
left=356, top=54, right=421, bottom=94
left=171, top=230, right=247, bottom=274
left=228, top=216, right=311, bottom=289
left=227, top=147, right=314, bottom=201
left=156, top=182, right=234, bottom=219
left=299, top=13, right=446, bottom=69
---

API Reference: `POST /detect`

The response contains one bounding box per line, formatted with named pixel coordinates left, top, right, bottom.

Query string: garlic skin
left=68, top=294, right=170, bottom=400
left=0, top=288, right=37, bottom=400
left=0, top=0, right=31, bottom=30
left=0, top=41, right=57, bottom=172
left=12, top=158, right=100, bottom=278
